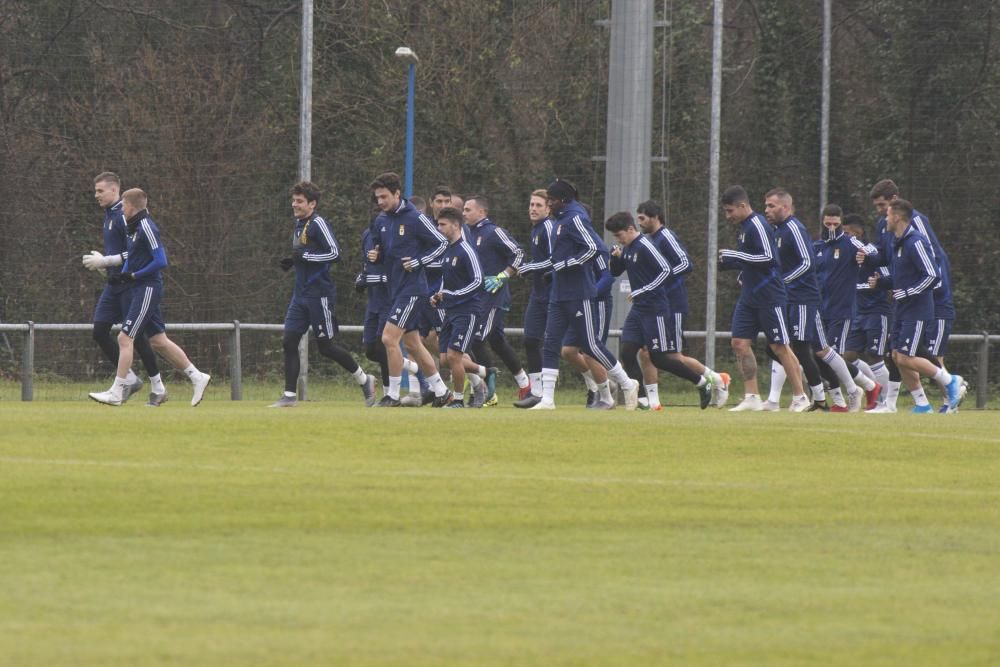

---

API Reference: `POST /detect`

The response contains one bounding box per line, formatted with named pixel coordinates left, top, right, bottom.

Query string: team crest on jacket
left=476, top=237, right=482, bottom=246
left=777, top=237, right=782, bottom=247
left=834, top=248, right=840, bottom=259
left=399, top=225, right=405, bottom=235
left=451, top=256, right=458, bottom=266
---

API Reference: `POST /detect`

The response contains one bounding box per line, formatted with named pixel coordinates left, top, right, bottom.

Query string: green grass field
left=2, top=394, right=999, bottom=666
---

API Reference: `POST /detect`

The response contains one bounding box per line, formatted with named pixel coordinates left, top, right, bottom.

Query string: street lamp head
left=394, top=46, right=419, bottom=64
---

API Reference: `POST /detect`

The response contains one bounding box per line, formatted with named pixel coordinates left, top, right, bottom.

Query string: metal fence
left=1, top=322, right=995, bottom=408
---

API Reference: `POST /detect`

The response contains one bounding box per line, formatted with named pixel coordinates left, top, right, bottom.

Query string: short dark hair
left=436, top=207, right=463, bottom=224
left=466, top=194, right=489, bottom=213
left=291, top=181, right=321, bottom=204
left=721, top=185, right=749, bottom=206
left=94, top=171, right=120, bottom=186
left=821, top=204, right=843, bottom=218
left=636, top=199, right=664, bottom=222
left=370, top=172, right=402, bottom=194
left=764, top=187, right=792, bottom=203
left=604, top=211, right=636, bottom=233
left=888, top=198, right=913, bottom=220
left=432, top=185, right=452, bottom=198
left=869, top=179, right=899, bottom=201
left=842, top=213, right=866, bottom=234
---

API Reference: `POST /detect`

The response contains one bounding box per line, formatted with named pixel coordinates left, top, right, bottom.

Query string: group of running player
left=83, top=169, right=964, bottom=413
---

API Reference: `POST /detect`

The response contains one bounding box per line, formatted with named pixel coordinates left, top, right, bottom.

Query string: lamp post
left=394, top=46, right=419, bottom=198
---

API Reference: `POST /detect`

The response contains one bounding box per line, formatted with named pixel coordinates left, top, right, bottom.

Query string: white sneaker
left=730, top=395, right=763, bottom=412
left=400, top=393, right=423, bottom=407
left=622, top=380, right=639, bottom=411
left=760, top=399, right=781, bottom=412
left=714, top=372, right=731, bottom=408
left=847, top=388, right=863, bottom=413
left=191, top=373, right=211, bottom=407
left=865, top=403, right=897, bottom=414
left=789, top=395, right=810, bottom=413
left=529, top=401, right=555, bottom=410
left=89, top=389, right=122, bottom=406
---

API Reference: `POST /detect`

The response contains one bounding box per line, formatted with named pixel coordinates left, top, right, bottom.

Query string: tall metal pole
left=819, top=0, right=831, bottom=213
left=298, top=0, right=313, bottom=182
left=603, top=0, right=654, bottom=348
left=405, top=62, right=416, bottom=198
left=704, top=0, right=724, bottom=368
left=296, top=0, right=314, bottom=399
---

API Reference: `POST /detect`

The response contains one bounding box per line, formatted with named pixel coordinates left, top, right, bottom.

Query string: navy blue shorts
left=121, top=283, right=166, bottom=339
left=416, top=298, right=443, bottom=338
left=731, top=301, right=789, bottom=344
left=284, top=294, right=339, bottom=340
left=544, top=299, right=618, bottom=370
left=523, top=296, right=549, bottom=341
left=476, top=305, right=507, bottom=342
left=822, top=318, right=851, bottom=354
left=891, top=318, right=927, bottom=357
left=621, top=308, right=677, bottom=353
left=93, top=285, right=132, bottom=324
left=562, top=297, right=611, bottom=347
left=923, top=318, right=952, bottom=357
left=787, top=303, right=828, bottom=348
left=439, top=310, right=478, bottom=354
left=385, top=295, right=423, bottom=332
left=846, top=313, right=889, bottom=357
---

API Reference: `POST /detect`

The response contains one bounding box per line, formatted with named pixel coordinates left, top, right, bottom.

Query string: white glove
left=82, top=251, right=123, bottom=271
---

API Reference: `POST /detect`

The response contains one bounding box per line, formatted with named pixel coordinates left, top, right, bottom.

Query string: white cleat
left=528, top=401, right=555, bottom=410
left=714, top=372, right=731, bottom=408
left=847, top=388, right=863, bottom=413
left=191, top=373, right=211, bottom=407
left=729, top=395, right=763, bottom=412
left=760, top=399, right=781, bottom=412
left=789, top=395, right=811, bottom=413
left=400, top=393, right=423, bottom=407
left=89, top=389, right=122, bottom=407
left=865, top=403, right=897, bottom=414
left=622, top=380, right=639, bottom=411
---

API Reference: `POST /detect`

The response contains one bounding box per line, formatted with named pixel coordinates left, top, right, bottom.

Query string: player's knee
left=282, top=332, right=302, bottom=354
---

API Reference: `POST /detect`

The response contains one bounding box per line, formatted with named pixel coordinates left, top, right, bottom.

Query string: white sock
left=810, top=383, right=826, bottom=402
left=476, top=365, right=487, bottom=378
left=383, top=384, right=390, bottom=397
left=541, top=368, right=558, bottom=404
left=911, top=387, right=929, bottom=406
left=427, top=372, right=448, bottom=397
left=283, top=390, right=297, bottom=398
left=871, top=362, right=889, bottom=396
left=514, top=369, right=529, bottom=389
left=851, top=364, right=876, bottom=391
left=452, top=390, right=464, bottom=402
left=932, top=367, right=952, bottom=389
left=352, top=367, right=367, bottom=384
left=112, top=376, right=129, bottom=398
left=822, top=349, right=858, bottom=394
left=645, top=384, right=660, bottom=408
left=606, top=362, right=633, bottom=389
left=469, top=373, right=483, bottom=389
left=183, top=364, right=200, bottom=379
left=408, top=373, right=420, bottom=392
left=598, top=381, right=612, bottom=404
left=887, top=381, right=901, bottom=408
left=856, top=359, right=876, bottom=383
left=149, top=374, right=165, bottom=394
left=696, top=376, right=708, bottom=387
left=402, top=358, right=419, bottom=374
left=581, top=369, right=598, bottom=392
left=745, top=393, right=760, bottom=401
left=768, top=360, right=786, bottom=403
left=829, top=386, right=846, bottom=407
left=529, top=372, right=542, bottom=397
left=388, top=376, right=402, bottom=399
left=125, top=369, right=138, bottom=383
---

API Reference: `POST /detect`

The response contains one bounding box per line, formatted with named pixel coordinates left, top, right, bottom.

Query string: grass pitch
left=2, top=396, right=999, bottom=666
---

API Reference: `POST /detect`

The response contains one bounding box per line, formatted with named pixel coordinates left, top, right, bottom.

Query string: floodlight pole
left=395, top=47, right=419, bottom=198
left=296, top=0, right=314, bottom=400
